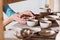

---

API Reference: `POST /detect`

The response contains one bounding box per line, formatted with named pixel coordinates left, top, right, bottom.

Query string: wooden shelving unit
left=0, top=0, right=3, bottom=40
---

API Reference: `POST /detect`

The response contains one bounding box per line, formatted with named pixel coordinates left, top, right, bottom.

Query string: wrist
left=9, top=16, right=14, bottom=21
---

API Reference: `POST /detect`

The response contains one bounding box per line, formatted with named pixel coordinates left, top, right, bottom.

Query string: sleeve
left=3, top=4, right=16, bottom=17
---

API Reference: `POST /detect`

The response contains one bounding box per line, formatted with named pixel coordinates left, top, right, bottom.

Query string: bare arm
left=3, top=13, right=26, bottom=27
left=3, top=16, right=13, bottom=27
left=3, top=11, right=35, bottom=27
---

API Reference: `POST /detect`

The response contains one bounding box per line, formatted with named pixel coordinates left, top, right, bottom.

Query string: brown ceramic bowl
left=39, top=30, right=55, bottom=36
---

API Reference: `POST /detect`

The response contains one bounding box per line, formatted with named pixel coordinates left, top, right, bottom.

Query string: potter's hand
left=20, top=11, right=35, bottom=19
left=11, top=11, right=35, bottom=24
left=3, top=11, right=35, bottom=27
left=10, top=13, right=26, bottom=24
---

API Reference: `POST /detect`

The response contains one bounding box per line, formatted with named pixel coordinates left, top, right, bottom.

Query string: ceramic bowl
left=56, top=18, right=60, bottom=26
left=39, top=30, right=55, bottom=36
left=41, top=17, right=48, bottom=21
left=49, top=15, right=59, bottom=19
left=27, top=19, right=38, bottom=27
left=39, top=8, right=47, bottom=12
left=40, top=21, right=52, bottom=28
left=57, top=13, right=60, bottom=16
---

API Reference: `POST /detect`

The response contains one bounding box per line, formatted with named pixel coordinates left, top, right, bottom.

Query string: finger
left=21, top=18, right=26, bottom=21
left=19, top=11, right=35, bottom=18
left=30, top=16, right=36, bottom=19
left=23, top=12, right=34, bottom=17
left=21, top=20, right=27, bottom=24
left=18, top=19, right=27, bottom=24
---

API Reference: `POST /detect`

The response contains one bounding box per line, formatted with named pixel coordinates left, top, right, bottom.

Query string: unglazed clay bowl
left=40, top=21, right=52, bottom=28
left=27, top=19, right=38, bottom=27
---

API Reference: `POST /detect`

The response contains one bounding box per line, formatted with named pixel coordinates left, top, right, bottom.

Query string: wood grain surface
left=0, top=0, right=4, bottom=40
left=3, top=0, right=25, bottom=5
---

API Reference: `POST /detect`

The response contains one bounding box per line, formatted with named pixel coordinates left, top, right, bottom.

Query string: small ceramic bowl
left=41, top=17, right=48, bottom=21
left=40, top=21, right=52, bottom=28
left=57, top=13, right=60, bottom=16
left=49, top=15, right=59, bottom=19
left=27, top=19, right=38, bottom=27
left=39, top=8, right=47, bottom=12
left=56, top=18, right=60, bottom=26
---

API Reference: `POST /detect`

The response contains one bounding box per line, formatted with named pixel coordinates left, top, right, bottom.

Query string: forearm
left=3, top=17, right=13, bottom=27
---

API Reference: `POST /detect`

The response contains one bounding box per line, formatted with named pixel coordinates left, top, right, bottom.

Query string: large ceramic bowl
left=27, top=19, right=38, bottom=27
left=39, top=30, right=56, bottom=36
left=40, top=21, right=52, bottom=28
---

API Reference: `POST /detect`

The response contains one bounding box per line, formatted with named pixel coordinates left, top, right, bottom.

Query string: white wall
left=59, top=0, right=60, bottom=12
left=54, top=0, right=60, bottom=12
left=9, top=0, right=49, bottom=14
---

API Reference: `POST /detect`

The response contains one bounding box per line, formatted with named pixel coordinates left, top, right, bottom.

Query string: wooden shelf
left=49, top=0, right=54, bottom=10
left=3, top=0, right=25, bottom=5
